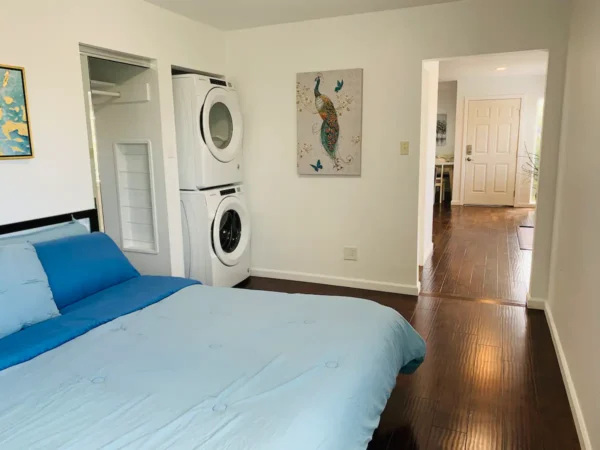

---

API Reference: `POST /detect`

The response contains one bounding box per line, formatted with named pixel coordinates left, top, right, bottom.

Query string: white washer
left=180, top=185, right=250, bottom=287
left=173, top=74, right=243, bottom=190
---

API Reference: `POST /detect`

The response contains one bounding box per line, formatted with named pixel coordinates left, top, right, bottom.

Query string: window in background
left=531, top=98, right=544, bottom=202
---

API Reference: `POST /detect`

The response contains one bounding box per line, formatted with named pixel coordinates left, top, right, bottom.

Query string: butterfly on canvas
left=310, top=160, right=323, bottom=172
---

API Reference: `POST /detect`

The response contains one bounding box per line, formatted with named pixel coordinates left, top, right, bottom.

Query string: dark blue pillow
left=34, top=233, right=140, bottom=310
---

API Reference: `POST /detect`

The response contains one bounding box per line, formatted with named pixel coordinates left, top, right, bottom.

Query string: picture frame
left=296, top=68, right=363, bottom=176
left=436, top=113, right=447, bottom=147
left=0, top=64, right=33, bottom=159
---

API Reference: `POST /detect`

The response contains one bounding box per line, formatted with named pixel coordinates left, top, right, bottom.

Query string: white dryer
left=173, top=74, right=243, bottom=190
left=180, top=185, right=250, bottom=287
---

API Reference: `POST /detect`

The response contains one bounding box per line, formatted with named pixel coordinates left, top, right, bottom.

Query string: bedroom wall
left=0, top=0, right=226, bottom=276
left=451, top=74, right=547, bottom=207
left=436, top=82, right=457, bottom=159
left=226, top=0, right=570, bottom=295
left=546, top=0, right=598, bottom=447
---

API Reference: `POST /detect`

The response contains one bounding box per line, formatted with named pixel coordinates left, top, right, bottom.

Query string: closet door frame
left=79, top=44, right=154, bottom=69
left=79, top=54, right=105, bottom=231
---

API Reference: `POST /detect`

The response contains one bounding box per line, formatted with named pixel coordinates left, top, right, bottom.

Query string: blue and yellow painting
left=0, top=66, right=32, bottom=159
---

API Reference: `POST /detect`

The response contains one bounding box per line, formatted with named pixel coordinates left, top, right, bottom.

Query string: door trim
left=457, top=94, right=526, bottom=206
left=79, top=44, right=154, bottom=69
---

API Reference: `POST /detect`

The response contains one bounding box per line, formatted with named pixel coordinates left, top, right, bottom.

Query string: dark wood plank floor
left=421, top=206, right=536, bottom=305
left=240, top=277, right=580, bottom=450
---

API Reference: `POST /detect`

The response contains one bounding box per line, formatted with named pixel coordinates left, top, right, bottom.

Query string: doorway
left=79, top=46, right=171, bottom=276
left=418, top=50, right=548, bottom=305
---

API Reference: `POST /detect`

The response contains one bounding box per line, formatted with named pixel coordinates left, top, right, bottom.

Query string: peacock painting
left=297, top=68, right=363, bottom=175
left=314, top=74, right=340, bottom=165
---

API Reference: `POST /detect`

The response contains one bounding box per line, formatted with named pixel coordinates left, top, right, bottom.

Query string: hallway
left=420, top=206, right=535, bottom=305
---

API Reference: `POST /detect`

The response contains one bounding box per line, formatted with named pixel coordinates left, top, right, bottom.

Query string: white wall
left=226, top=0, right=569, bottom=295
left=546, top=0, right=599, bottom=447
left=0, top=0, right=226, bottom=276
left=418, top=62, right=439, bottom=267
left=451, top=74, right=546, bottom=207
left=436, top=81, right=457, bottom=158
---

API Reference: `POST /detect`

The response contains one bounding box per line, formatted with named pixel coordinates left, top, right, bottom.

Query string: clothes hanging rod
left=91, top=89, right=121, bottom=98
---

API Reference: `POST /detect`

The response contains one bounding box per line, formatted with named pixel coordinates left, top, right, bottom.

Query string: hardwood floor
left=241, top=277, right=580, bottom=450
left=421, top=206, right=536, bottom=305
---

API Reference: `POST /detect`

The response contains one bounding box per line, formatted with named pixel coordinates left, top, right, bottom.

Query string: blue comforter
left=0, top=281, right=425, bottom=449
left=0, top=276, right=198, bottom=371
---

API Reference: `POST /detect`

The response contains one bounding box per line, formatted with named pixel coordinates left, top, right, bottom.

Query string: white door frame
left=457, top=94, right=527, bottom=206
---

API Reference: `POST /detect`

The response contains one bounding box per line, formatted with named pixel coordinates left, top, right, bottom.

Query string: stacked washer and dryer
left=173, top=75, right=251, bottom=287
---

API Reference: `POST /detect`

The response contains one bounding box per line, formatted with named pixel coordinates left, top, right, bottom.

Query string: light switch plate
left=400, top=141, right=410, bottom=155
left=344, top=247, right=358, bottom=261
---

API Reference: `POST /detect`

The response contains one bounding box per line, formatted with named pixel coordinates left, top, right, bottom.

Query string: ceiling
left=145, top=0, right=461, bottom=30
left=439, top=51, right=549, bottom=82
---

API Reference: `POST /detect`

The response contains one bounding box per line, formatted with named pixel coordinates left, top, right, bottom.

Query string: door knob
left=466, top=157, right=472, bottom=162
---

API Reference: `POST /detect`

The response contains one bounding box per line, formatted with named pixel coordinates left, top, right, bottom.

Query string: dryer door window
left=212, top=196, right=251, bottom=267
left=201, top=88, right=243, bottom=163
left=209, top=102, right=233, bottom=150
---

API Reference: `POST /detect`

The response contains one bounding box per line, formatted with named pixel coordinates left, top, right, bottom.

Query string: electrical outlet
left=400, top=141, right=410, bottom=155
left=344, top=247, right=358, bottom=261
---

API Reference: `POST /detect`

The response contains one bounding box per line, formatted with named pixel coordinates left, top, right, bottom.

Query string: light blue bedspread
left=0, top=285, right=425, bottom=449
left=0, top=276, right=198, bottom=371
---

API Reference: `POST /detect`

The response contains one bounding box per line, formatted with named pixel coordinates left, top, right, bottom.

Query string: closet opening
left=79, top=46, right=170, bottom=276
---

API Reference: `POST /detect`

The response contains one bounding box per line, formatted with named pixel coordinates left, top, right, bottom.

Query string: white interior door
left=86, top=57, right=171, bottom=276
left=463, top=98, right=521, bottom=206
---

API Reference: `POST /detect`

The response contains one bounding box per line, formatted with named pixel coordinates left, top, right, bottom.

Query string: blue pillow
left=0, top=221, right=88, bottom=246
left=34, top=233, right=140, bottom=310
left=0, top=243, right=60, bottom=339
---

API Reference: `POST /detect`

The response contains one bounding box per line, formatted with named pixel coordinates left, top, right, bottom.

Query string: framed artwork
left=297, top=68, right=363, bottom=175
left=0, top=65, right=33, bottom=159
left=436, top=113, right=447, bottom=146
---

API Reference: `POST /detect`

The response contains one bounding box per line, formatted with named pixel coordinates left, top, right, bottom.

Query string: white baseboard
left=526, top=293, right=546, bottom=310
left=451, top=200, right=462, bottom=206
left=536, top=301, right=591, bottom=449
left=250, top=268, right=420, bottom=296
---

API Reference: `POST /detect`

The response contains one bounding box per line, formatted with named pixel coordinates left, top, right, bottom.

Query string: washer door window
left=219, top=209, right=241, bottom=253
left=212, top=196, right=250, bottom=266
left=200, top=88, right=243, bottom=163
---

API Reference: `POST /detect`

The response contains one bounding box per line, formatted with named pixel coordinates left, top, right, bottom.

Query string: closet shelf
left=90, top=79, right=116, bottom=89
left=91, top=89, right=121, bottom=98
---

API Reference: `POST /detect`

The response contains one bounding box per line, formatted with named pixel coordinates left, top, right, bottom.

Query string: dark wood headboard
left=0, top=209, right=100, bottom=236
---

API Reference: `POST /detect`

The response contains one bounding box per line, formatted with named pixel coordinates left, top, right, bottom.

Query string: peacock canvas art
left=296, top=68, right=363, bottom=175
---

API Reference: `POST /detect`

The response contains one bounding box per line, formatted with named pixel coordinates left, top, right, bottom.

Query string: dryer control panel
left=220, top=186, right=242, bottom=196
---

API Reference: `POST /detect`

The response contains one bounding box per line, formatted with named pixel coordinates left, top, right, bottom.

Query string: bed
left=0, top=211, right=426, bottom=450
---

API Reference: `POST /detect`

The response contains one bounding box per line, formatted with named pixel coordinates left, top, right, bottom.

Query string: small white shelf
left=91, top=89, right=121, bottom=98
left=114, top=142, right=158, bottom=254
left=90, top=79, right=116, bottom=89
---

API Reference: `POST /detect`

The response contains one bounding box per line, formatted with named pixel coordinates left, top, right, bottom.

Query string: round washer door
left=200, top=88, right=243, bottom=163
left=212, top=196, right=251, bottom=266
